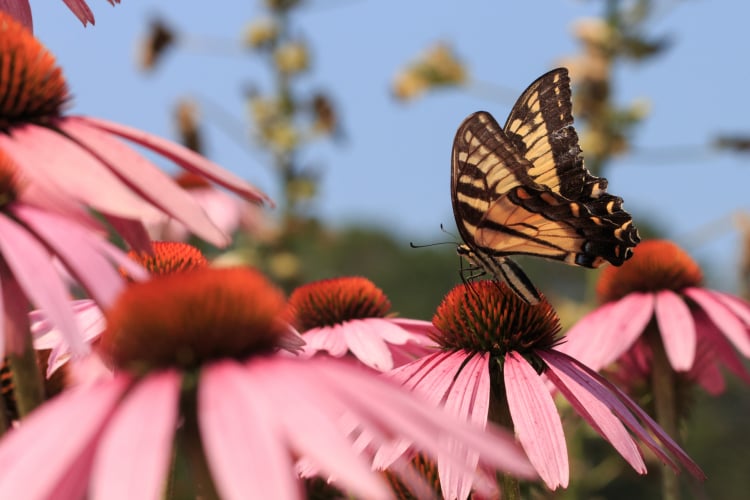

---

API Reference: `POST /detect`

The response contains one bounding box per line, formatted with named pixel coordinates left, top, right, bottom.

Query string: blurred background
left=33, top=0, right=750, bottom=497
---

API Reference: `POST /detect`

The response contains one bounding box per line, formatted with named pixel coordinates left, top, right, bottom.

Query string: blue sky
left=32, top=0, right=750, bottom=291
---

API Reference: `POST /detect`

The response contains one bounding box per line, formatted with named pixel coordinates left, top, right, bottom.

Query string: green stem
left=646, top=323, right=680, bottom=500
left=487, top=360, right=522, bottom=500
left=8, top=333, right=45, bottom=418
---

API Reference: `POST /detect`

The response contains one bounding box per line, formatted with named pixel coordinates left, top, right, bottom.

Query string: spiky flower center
left=99, top=267, right=286, bottom=374
left=597, top=239, right=703, bottom=303
left=127, top=241, right=209, bottom=276
left=432, top=281, right=561, bottom=355
left=287, top=276, right=391, bottom=331
left=0, top=13, right=69, bottom=130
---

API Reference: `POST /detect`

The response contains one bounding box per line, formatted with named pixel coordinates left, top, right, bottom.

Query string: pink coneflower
left=287, top=276, right=437, bottom=372
left=0, top=0, right=120, bottom=31
left=30, top=242, right=210, bottom=378
left=386, top=281, right=704, bottom=497
left=0, top=12, right=270, bottom=253
left=0, top=147, right=146, bottom=363
left=0, top=267, right=535, bottom=499
left=145, top=172, right=275, bottom=244
left=0, top=12, right=269, bottom=351
left=560, top=239, right=750, bottom=390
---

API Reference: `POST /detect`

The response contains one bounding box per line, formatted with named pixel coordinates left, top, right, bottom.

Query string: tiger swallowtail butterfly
left=451, top=67, right=640, bottom=304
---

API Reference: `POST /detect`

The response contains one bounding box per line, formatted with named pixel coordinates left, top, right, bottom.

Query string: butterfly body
left=451, top=68, right=640, bottom=304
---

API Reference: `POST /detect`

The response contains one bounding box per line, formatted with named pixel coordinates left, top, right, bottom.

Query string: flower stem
left=488, top=361, right=522, bottom=500
left=8, top=333, right=45, bottom=418
left=646, top=324, right=680, bottom=500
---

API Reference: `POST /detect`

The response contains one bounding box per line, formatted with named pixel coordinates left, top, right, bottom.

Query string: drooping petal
left=504, top=352, right=568, bottom=489
left=389, top=350, right=468, bottom=405
left=62, top=0, right=95, bottom=25
left=0, top=125, right=162, bottom=220
left=198, top=360, right=304, bottom=500
left=538, top=350, right=646, bottom=473
left=654, top=290, right=696, bottom=371
left=560, top=293, right=654, bottom=370
left=312, top=357, right=535, bottom=479
left=0, top=0, right=32, bottom=30
left=245, top=358, right=393, bottom=499
left=0, top=374, right=132, bottom=497
left=343, top=320, right=394, bottom=371
left=59, top=119, right=231, bottom=247
left=542, top=350, right=705, bottom=479
left=91, top=370, right=182, bottom=500
left=76, top=116, right=273, bottom=206
left=12, top=204, right=127, bottom=308
left=685, top=287, right=750, bottom=357
left=694, top=311, right=750, bottom=385
left=0, top=213, right=85, bottom=355
left=706, top=290, right=750, bottom=327
left=439, top=353, right=490, bottom=500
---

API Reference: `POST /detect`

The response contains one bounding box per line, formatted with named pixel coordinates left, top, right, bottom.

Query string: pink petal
left=694, top=312, right=750, bottom=385
left=245, top=358, right=393, bottom=498
left=0, top=213, right=85, bottom=355
left=60, top=119, right=232, bottom=247
left=390, top=350, right=468, bottom=404
left=0, top=269, right=29, bottom=356
left=439, top=353, right=490, bottom=500
left=542, top=350, right=705, bottom=479
left=198, top=360, right=304, bottom=500
left=31, top=299, right=106, bottom=377
left=344, top=320, right=394, bottom=371
left=0, top=0, right=32, bottom=30
left=706, top=290, right=750, bottom=327
left=0, top=375, right=131, bottom=497
left=654, top=290, right=696, bottom=371
left=104, top=214, right=153, bottom=254
left=685, top=287, right=750, bottom=356
left=301, top=326, right=349, bottom=357
left=538, top=351, right=646, bottom=473
left=504, top=352, right=569, bottom=489
left=389, top=318, right=441, bottom=339
left=77, top=116, right=273, bottom=206
left=313, top=357, right=536, bottom=479
left=62, top=0, right=94, bottom=25
left=91, top=371, right=181, bottom=500
left=0, top=125, right=162, bottom=220
left=12, top=204, right=126, bottom=308
left=561, top=293, right=654, bottom=371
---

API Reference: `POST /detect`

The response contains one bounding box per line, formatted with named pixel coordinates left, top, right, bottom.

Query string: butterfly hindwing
left=450, top=67, right=640, bottom=302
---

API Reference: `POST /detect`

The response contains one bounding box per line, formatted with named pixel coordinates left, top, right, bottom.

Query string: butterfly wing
left=451, top=72, right=638, bottom=269
left=502, top=67, right=603, bottom=200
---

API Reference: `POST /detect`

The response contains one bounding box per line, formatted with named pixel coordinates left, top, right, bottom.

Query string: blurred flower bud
left=244, top=17, right=279, bottom=49
left=138, top=17, right=176, bottom=71
left=274, top=41, right=309, bottom=75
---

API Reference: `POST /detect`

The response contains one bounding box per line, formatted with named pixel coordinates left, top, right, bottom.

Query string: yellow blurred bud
left=268, top=251, right=301, bottom=281
left=628, top=97, right=651, bottom=121
left=267, top=122, right=300, bottom=152
left=392, top=43, right=466, bottom=101
left=274, top=42, right=309, bottom=75
left=572, top=17, right=614, bottom=48
left=244, top=18, right=279, bottom=49
left=392, top=70, right=430, bottom=101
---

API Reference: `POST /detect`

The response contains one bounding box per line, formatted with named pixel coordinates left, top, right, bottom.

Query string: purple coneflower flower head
left=30, top=242, right=211, bottom=379
left=0, top=12, right=269, bottom=353
left=287, top=276, right=437, bottom=371
left=387, top=281, right=704, bottom=495
left=0, top=267, right=534, bottom=499
left=561, top=239, right=750, bottom=392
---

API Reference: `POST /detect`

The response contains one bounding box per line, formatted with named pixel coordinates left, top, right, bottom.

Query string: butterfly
left=451, top=67, right=640, bottom=304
